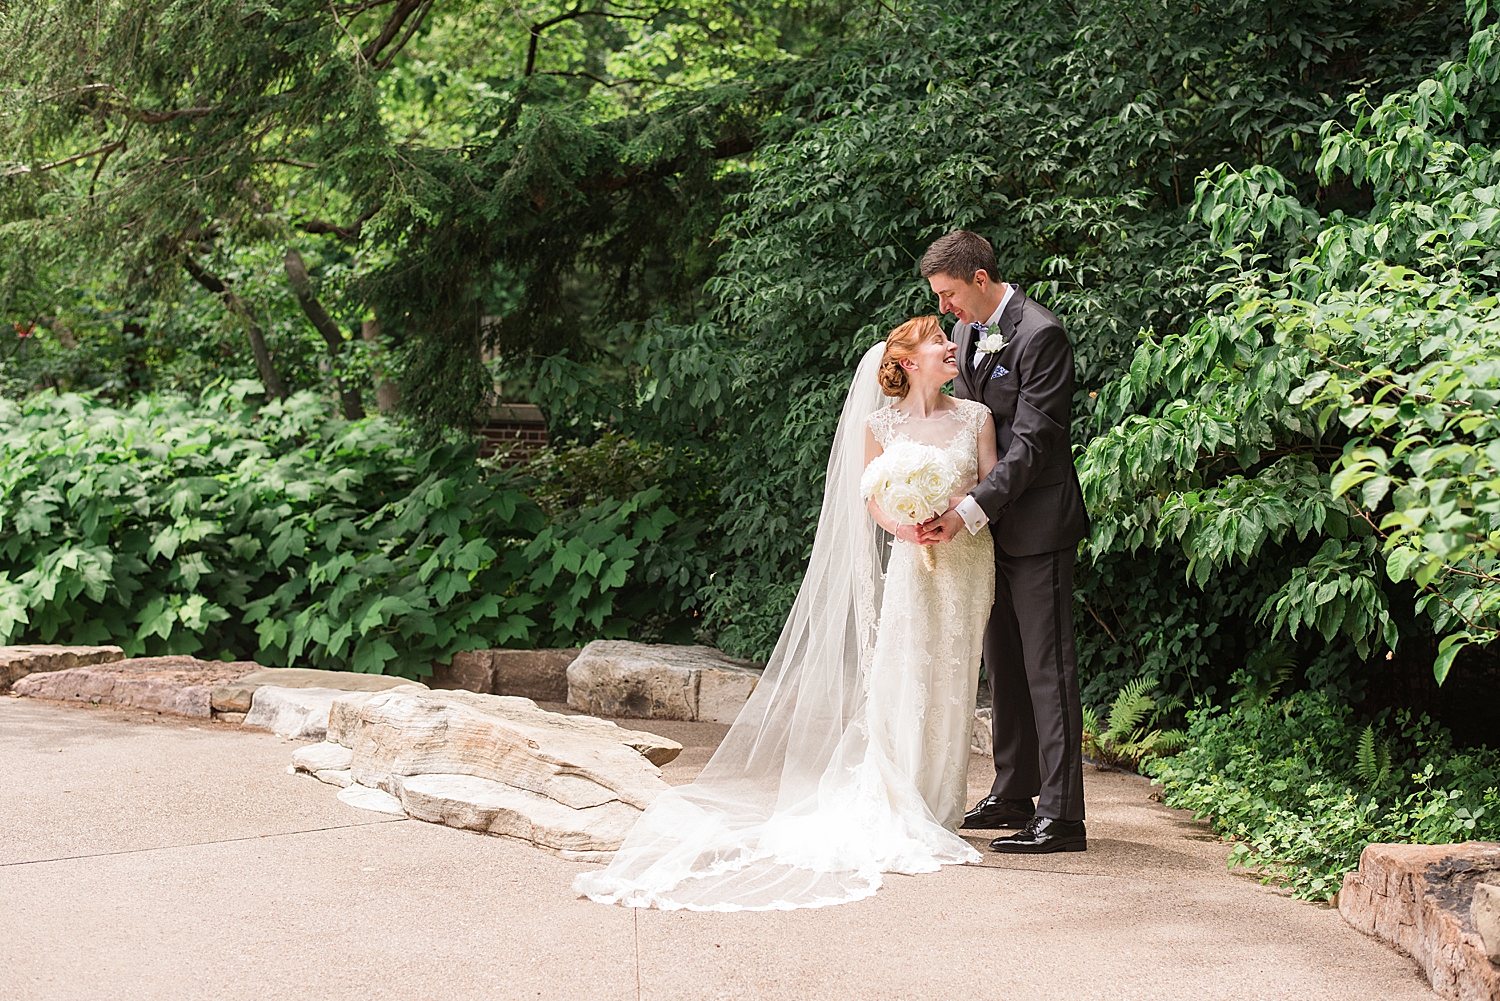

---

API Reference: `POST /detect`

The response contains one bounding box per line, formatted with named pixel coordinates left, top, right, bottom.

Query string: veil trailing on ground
left=572, top=343, right=899, bottom=910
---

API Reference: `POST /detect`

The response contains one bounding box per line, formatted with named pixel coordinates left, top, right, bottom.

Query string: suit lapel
left=954, top=320, right=978, bottom=399
left=972, top=285, right=1023, bottom=388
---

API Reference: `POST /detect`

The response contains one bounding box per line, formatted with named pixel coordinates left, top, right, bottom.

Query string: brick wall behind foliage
left=1358, top=644, right=1500, bottom=750
left=480, top=404, right=547, bottom=464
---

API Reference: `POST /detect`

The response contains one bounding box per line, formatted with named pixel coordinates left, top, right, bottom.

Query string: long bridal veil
left=574, top=343, right=972, bottom=912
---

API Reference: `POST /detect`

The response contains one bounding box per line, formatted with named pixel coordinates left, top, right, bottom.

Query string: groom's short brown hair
left=920, top=230, right=998, bottom=284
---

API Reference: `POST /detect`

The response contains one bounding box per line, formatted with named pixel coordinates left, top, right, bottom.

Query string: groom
left=916, top=230, right=1092, bottom=854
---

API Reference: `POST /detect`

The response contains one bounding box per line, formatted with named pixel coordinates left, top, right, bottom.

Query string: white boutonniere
left=975, top=332, right=1007, bottom=355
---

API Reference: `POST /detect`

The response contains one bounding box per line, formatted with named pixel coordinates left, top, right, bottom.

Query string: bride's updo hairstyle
left=878, top=316, right=943, bottom=399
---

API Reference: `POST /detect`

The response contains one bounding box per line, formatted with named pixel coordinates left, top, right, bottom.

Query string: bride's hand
left=893, top=524, right=926, bottom=544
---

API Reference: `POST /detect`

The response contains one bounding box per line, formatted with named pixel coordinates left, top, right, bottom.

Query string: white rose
left=976, top=333, right=1007, bottom=354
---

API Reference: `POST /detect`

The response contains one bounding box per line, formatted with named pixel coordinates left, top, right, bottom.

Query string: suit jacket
left=953, top=287, right=1091, bottom=558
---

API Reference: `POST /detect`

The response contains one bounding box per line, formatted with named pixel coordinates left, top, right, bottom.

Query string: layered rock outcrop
left=212, top=667, right=425, bottom=715
left=293, top=687, right=682, bottom=859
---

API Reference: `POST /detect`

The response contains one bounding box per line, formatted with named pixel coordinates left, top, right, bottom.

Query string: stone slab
left=494, top=648, right=579, bottom=701
left=1339, top=841, right=1500, bottom=1001
left=211, top=667, right=426, bottom=712
left=304, top=688, right=683, bottom=855
left=425, top=648, right=580, bottom=700
left=696, top=667, right=758, bottom=724
left=566, top=640, right=762, bottom=722
left=972, top=706, right=993, bottom=758
left=245, top=686, right=384, bottom=740
left=12, top=657, right=259, bottom=717
left=0, top=644, right=124, bottom=690
left=424, top=649, right=495, bottom=695
left=337, top=783, right=405, bottom=814
left=398, top=773, right=632, bottom=861
left=291, top=741, right=354, bottom=774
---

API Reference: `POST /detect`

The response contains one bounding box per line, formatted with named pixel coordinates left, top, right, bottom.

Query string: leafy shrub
left=0, top=386, right=705, bottom=676
left=620, top=0, right=1466, bottom=667
left=1143, top=690, right=1500, bottom=899
left=1081, top=1, right=1500, bottom=689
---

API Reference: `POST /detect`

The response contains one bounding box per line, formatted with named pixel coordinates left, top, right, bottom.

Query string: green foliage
left=1081, top=1, right=1500, bottom=684
left=0, top=388, right=703, bottom=675
left=0, top=0, right=851, bottom=426
left=1080, top=677, right=1188, bottom=771
left=1144, top=691, right=1500, bottom=900
left=624, top=0, right=1467, bottom=659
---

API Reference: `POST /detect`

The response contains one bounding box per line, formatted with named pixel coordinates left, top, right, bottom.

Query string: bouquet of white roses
left=860, top=440, right=960, bottom=570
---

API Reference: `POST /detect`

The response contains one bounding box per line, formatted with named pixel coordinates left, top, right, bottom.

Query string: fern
left=1083, top=679, right=1190, bottom=771
left=1355, top=725, right=1379, bottom=785
left=1106, top=677, right=1155, bottom=735
left=1354, top=724, right=1393, bottom=788
left=1240, top=645, right=1297, bottom=705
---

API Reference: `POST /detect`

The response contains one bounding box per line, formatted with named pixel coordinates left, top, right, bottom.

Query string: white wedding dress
left=573, top=344, right=996, bottom=911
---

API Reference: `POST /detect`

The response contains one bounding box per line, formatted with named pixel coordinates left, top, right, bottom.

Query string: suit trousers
left=984, top=546, right=1086, bottom=822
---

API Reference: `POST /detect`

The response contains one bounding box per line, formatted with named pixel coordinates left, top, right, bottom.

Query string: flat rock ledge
left=12, top=659, right=428, bottom=725
left=1339, top=841, right=1500, bottom=1001
left=292, top=687, right=683, bottom=859
left=213, top=668, right=425, bottom=715
left=566, top=640, right=762, bottom=723
left=0, top=644, right=125, bottom=690
left=13, top=657, right=260, bottom=717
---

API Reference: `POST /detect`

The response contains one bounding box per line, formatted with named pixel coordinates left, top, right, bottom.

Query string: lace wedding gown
left=573, top=346, right=996, bottom=911
left=863, top=400, right=996, bottom=831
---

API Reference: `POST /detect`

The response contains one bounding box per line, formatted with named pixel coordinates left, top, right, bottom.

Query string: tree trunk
left=182, top=256, right=287, bottom=399
left=362, top=319, right=400, bottom=413
left=283, top=249, right=364, bottom=420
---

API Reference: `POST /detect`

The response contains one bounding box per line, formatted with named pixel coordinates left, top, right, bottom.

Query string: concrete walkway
left=1, top=697, right=1435, bottom=1001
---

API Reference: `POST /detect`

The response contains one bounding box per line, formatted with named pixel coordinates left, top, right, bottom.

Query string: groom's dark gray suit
left=953, top=286, right=1090, bottom=822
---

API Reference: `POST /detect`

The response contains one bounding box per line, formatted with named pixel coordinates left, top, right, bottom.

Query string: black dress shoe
left=989, top=816, right=1087, bottom=854
left=961, top=796, right=1036, bottom=830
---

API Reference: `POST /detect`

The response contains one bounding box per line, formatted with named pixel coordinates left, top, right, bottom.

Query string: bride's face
left=903, top=330, right=959, bottom=385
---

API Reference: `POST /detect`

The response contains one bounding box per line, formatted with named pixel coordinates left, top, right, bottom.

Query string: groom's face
left=928, top=270, right=993, bottom=325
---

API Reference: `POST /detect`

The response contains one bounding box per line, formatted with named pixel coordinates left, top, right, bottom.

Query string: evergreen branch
left=88, top=138, right=123, bottom=201
left=361, top=0, right=434, bottom=66
left=296, top=204, right=382, bottom=241
left=2, top=140, right=125, bottom=177
left=525, top=6, right=666, bottom=76
left=578, top=132, right=757, bottom=194
left=371, top=0, right=437, bottom=71
left=126, top=106, right=217, bottom=124
left=536, top=70, right=677, bottom=89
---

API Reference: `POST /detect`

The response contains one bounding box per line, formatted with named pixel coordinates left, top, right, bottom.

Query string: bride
left=574, top=316, right=998, bottom=911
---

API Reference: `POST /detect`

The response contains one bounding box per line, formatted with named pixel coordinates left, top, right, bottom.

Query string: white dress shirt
left=955, top=285, right=1014, bottom=534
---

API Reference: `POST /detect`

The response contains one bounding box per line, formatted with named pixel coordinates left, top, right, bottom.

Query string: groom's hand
left=917, top=508, right=964, bottom=544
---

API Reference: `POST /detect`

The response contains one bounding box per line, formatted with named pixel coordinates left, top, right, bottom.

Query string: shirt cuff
left=956, top=495, right=989, bottom=534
